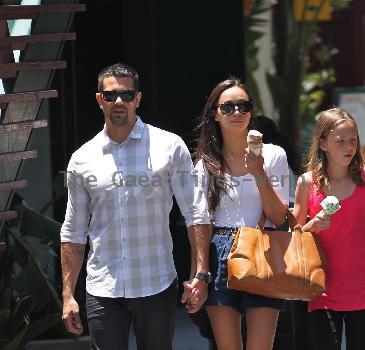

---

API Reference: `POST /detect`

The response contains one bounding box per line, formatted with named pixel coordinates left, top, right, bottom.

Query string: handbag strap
left=257, top=209, right=301, bottom=231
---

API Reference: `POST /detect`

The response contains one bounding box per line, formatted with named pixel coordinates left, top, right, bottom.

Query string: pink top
left=308, top=175, right=365, bottom=311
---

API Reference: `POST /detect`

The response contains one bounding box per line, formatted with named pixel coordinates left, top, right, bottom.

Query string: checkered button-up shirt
left=60, top=117, right=198, bottom=298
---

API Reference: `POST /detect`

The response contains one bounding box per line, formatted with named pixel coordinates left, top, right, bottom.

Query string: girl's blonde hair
left=307, top=107, right=364, bottom=191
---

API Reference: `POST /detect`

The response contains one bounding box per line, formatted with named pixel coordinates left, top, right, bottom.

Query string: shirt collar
left=101, top=116, right=145, bottom=148
left=128, top=116, right=145, bottom=139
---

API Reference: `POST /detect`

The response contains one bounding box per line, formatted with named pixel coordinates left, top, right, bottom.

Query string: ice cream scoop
left=247, top=130, right=263, bottom=156
left=320, top=196, right=341, bottom=215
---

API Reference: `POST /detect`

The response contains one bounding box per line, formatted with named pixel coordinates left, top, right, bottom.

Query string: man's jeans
left=87, top=279, right=178, bottom=350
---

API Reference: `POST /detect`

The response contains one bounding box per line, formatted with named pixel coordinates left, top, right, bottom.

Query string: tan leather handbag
left=227, top=210, right=327, bottom=300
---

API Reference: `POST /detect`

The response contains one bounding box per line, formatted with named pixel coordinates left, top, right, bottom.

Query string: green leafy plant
left=268, top=0, right=350, bottom=143
left=0, top=195, right=73, bottom=349
left=244, top=0, right=269, bottom=113
left=245, top=0, right=350, bottom=152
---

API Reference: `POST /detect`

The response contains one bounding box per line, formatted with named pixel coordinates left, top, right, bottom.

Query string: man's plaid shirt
left=61, top=117, right=201, bottom=298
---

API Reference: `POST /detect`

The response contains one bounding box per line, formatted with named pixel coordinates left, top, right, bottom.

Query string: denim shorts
left=205, top=227, right=286, bottom=313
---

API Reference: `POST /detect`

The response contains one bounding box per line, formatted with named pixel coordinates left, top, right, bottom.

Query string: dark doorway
left=51, top=0, right=245, bottom=157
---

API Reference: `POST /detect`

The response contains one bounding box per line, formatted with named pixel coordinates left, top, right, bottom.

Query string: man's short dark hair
left=98, top=63, right=139, bottom=91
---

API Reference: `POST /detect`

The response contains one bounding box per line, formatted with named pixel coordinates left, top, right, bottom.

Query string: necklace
left=223, top=174, right=243, bottom=227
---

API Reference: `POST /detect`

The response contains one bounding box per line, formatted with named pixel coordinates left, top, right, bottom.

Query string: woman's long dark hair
left=194, top=78, right=255, bottom=212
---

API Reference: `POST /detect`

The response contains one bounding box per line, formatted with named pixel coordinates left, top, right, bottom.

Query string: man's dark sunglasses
left=216, top=100, right=253, bottom=116
left=101, top=90, right=136, bottom=102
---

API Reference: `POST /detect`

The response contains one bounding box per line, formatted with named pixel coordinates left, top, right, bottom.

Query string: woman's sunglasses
left=216, top=100, right=253, bottom=116
left=101, top=90, right=136, bottom=102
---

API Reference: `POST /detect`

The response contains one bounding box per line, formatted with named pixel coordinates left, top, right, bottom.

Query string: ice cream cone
left=247, top=130, right=263, bottom=156
left=320, top=196, right=341, bottom=215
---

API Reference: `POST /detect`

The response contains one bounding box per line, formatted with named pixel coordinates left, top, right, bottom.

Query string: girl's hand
left=244, top=149, right=265, bottom=178
left=303, top=210, right=332, bottom=233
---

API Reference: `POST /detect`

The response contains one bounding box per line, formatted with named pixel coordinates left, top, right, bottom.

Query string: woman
left=293, top=108, right=365, bottom=350
left=191, top=78, right=289, bottom=350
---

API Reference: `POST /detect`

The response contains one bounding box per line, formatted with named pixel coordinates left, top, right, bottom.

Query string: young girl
left=190, top=79, right=289, bottom=350
left=293, top=108, right=365, bottom=350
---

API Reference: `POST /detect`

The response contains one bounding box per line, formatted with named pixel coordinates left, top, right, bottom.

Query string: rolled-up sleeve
left=268, top=146, right=290, bottom=206
left=60, top=154, right=90, bottom=244
left=169, top=137, right=196, bottom=228
left=191, top=160, right=212, bottom=225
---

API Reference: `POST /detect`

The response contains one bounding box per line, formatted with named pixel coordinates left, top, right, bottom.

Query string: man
left=60, top=63, right=209, bottom=350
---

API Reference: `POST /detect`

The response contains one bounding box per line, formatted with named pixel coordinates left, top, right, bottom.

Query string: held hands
left=304, top=210, right=332, bottom=233
left=62, top=296, right=83, bottom=335
left=181, top=278, right=208, bottom=313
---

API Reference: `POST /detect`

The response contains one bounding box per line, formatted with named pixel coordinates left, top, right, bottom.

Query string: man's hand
left=62, top=296, right=83, bottom=335
left=181, top=278, right=208, bottom=313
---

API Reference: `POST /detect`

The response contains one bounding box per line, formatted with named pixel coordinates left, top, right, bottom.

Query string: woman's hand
left=244, top=149, right=265, bottom=182
left=181, top=279, right=207, bottom=313
left=303, top=210, right=332, bottom=233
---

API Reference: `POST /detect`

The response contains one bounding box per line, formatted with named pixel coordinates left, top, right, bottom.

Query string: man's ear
left=96, top=92, right=103, bottom=108
left=135, top=91, right=142, bottom=108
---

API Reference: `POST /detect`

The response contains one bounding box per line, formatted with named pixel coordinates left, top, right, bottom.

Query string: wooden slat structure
left=0, top=0, right=83, bottom=222
left=0, top=33, right=76, bottom=50
left=0, top=211, right=17, bottom=221
left=0, top=120, right=47, bottom=133
left=0, top=90, right=58, bottom=103
left=0, top=61, right=67, bottom=78
left=0, top=150, right=37, bottom=163
left=0, top=4, right=86, bottom=20
left=0, top=180, right=28, bottom=191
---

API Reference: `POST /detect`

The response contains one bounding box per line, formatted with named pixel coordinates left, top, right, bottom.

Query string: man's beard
left=108, top=112, right=129, bottom=127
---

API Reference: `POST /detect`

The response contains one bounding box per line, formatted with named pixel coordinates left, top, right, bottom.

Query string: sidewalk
left=26, top=307, right=346, bottom=349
